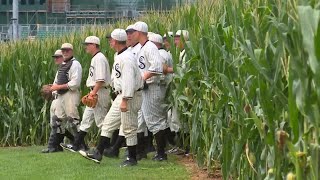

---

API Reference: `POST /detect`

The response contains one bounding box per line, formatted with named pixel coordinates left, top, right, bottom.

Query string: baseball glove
left=40, top=84, right=53, bottom=101
left=81, top=94, right=98, bottom=108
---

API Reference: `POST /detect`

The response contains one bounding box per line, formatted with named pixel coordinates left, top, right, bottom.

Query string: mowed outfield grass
left=0, top=146, right=190, bottom=180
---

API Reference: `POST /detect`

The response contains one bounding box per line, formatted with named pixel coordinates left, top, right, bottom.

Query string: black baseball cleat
left=60, top=143, right=78, bottom=153
left=103, top=147, right=119, bottom=158
left=79, top=149, right=102, bottom=164
left=120, top=158, right=137, bottom=167
left=152, top=154, right=168, bottom=161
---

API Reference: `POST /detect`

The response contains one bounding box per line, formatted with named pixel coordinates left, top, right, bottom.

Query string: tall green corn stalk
left=1, top=0, right=320, bottom=179
left=144, top=0, right=320, bottom=179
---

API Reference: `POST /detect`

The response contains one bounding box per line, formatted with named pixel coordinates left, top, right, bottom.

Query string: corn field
left=1, top=0, right=320, bottom=179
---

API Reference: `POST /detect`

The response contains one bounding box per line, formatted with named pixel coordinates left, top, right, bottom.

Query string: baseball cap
left=149, top=33, right=163, bottom=44
left=163, top=31, right=174, bottom=38
left=61, top=43, right=73, bottom=50
left=175, top=30, right=189, bottom=41
left=133, top=21, right=148, bottom=33
left=52, top=49, right=63, bottom=57
left=84, top=36, right=100, bottom=45
left=111, top=29, right=127, bottom=41
left=125, top=24, right=135, bottom=33
left=147, top=32, right=154, bottom=38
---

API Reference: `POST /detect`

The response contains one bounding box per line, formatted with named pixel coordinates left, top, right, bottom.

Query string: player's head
left=174, top=30, right=189, bottom=50
left=163, top=31, right=173, bottom=50
left=52, top=49, right=64, bottom=65
left=60, top=43, right=74, bottom=60
left=149, top=33, right=163, bottom=49
left=83, top=36, right=100, bottom=55
left=109, top=29, right=127, bottom=51
left=126, top=24, right=137, bottom=47
left=131, top=21, right=148, bottom=42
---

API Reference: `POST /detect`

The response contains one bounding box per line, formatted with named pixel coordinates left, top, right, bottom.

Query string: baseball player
left=61, top=36, right=111, bottom=152
left=171, top=30, right=190, bottom=155
left=174, top=30, right=189, bottom=69
left=103, top=24, right=144, bottom=158
left=130, top=21, right=170, bottom=161
left=41, top=50, right=75, bottom=153
left=126, top=25, right=152, bottom=160
left=49, top=43, right=82, bottom=152
left=148, top=33, right=177, bottom=147
left=163, top=31, right=174, bottom=50
left=79, top=29, right=143, bottom=167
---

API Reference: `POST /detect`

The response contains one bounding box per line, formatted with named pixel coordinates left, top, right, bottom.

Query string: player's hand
left=50, top=84, right=60, bottom=91
left=163, top=64, right=168, bottom=75
left=88, top=92, right=96, bottom=100
left=120, top=99, right=128, bottom=112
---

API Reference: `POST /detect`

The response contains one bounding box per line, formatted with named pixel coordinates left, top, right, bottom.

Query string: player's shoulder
left=93, top=52, right=108, bottom=61
left=143, top=41, right=158, bottom=52
left=71, top=58, right=81, bottom=65
left=123, top=49, right=136, bottom=61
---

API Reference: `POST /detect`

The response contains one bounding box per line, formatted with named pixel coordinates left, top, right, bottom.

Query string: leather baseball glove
left=40, top=84, right=53, bottom=101
left=81, top=94, right=98, bottom=108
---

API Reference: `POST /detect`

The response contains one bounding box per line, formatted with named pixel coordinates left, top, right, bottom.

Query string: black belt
left=90, top=86, right=109, bottom=91
left=115, top=88, right=142, bottom=96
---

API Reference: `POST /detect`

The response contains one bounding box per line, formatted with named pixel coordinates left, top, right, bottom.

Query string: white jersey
left=179, top=49, right=186, bottom=69
left=159, top=48, right=173, bottom=84
left=128, top=43, right=141, bottom=59
left=53, top=57, right=82, bottom=91
left=111, top=48, right=144, bottom=99
left=137, top=41, right=163, bottom=84
left=86, top=52, right=111, bottom=87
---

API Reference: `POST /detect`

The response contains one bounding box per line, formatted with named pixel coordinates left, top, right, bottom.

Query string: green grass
left=0, top=146, right=190, bottom=180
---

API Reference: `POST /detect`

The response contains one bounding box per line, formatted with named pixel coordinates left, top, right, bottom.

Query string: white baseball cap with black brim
left=52, top=49, right=63, bottom=57
left=163, top=32, right=174, bottom=39
left=125, top=24, right=136, bottom=33
left=149, top=33, right=163, bottom=44
left=132, top=21, right=148, bottom=33
left=175, top=30, right=189, bottom=41
left=83, top=36, right=100, bottom=45
left=60, top=43, right=73, bottom=50
left=111, top=29, right=127, bottom=41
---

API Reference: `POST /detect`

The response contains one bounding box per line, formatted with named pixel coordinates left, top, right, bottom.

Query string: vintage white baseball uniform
left=137, top=40, right=168, bottom=134
left=54, top=57, right=82, bottom=134
left=79, top=52, right=111, bottom=132
left=101, top=48, right=143, bottom=146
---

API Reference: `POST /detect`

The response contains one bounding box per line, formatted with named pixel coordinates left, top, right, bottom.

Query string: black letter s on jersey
left=115, top=63, right=121, bottom=78
left=138, top=56, right=146, bottom=69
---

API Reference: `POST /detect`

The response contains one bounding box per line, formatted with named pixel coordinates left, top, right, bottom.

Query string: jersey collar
left=118, top=47, right=128, bottom=55
left=140, top=40, right=149, bottom=48
left=93, top=51, right=101, bottom=58
left=132, top=42, right=139, bottom=47
left=64, top=56, right=74, bottom=63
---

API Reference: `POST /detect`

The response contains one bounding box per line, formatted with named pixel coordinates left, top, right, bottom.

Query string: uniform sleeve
left=159, top=50, right=169, bottom=65
left=94, top=56, right=108, bottom=82
left=146, top=46, right=163, bottom=74
left=121, top=60, right=135, bottom=99
left=67, top=61, right=82, bottom=91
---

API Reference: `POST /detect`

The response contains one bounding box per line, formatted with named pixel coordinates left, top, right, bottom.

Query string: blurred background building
left=0, top=0, right=194, bottom=41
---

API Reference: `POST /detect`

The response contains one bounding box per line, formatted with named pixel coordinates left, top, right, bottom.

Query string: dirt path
left=178, top=155, right=222, bottom=180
